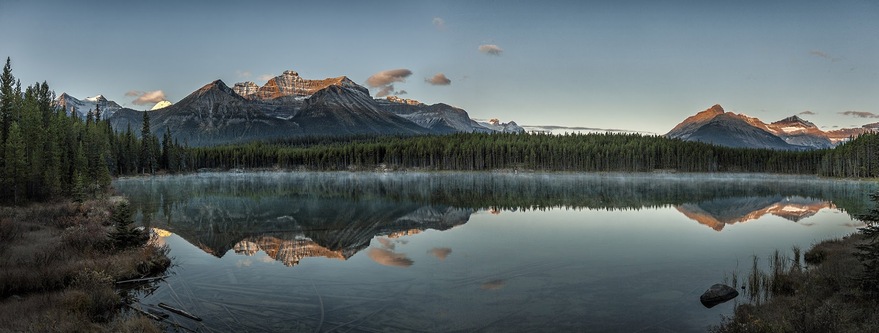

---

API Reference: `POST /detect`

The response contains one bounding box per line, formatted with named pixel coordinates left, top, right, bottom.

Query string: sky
left=1, top=0, right=877, bottom=134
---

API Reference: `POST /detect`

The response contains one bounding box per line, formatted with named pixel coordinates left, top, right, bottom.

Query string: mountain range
left=666, top=104, right=876, bottom=150
left=61, top=69, right=523, bottom=146
left=57, top=93, right=123, bottom=119
left=58, top=72, right=871, bottom=150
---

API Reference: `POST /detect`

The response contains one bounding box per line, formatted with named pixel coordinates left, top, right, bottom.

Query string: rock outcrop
left=700, top=283, right=739, bottom=308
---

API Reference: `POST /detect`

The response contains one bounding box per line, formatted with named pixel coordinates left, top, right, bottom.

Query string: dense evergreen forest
left=2, top=56, right=878, bottom=204
left=0, top=58, right=184, bottom=204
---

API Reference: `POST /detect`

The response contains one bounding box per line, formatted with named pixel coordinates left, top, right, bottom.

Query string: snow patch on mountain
left=151, top=100, right=172, bottom=110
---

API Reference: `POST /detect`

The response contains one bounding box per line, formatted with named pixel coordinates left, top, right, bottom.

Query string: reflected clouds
left=481, top=279, right=506, bottom=290
left=368, top=248, right=414, bottom=268
left=429, top=247, right=452, bottom=261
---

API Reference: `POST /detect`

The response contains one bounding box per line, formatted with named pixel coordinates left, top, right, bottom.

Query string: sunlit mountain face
left=675, top=196, right=835, bottom=231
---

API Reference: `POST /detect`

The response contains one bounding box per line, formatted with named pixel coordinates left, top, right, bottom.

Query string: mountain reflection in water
left=115, top=172, right=876, bottom=332
left=119, top=172, right=872, bottom=267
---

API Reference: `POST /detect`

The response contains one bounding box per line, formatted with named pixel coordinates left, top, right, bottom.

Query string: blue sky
left=1, top=0, right=877, bottom=133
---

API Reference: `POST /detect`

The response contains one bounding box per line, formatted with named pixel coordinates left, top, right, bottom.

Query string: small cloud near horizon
left=799, top=111, right=816, bottom=115
left=258, top=74, right=275, bottom=82
left=425, top=73, right=451, bottom=85
left=236, top=70, right=252, bottom=78
left=479, top=44, right=503, bottom=56
left=839, top=111, right=879, bottom=119
left=127, top=90, right=166, bottom=105
left=432, top=17, right=445, bottom=29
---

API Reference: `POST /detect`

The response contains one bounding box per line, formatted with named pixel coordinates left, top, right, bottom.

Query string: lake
left=114, top=172, right=876, bottom=332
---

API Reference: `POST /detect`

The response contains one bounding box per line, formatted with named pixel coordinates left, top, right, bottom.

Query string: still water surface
left=114, top=172, right=876, bottom=332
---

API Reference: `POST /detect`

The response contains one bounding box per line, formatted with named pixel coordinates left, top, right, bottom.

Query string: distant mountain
left=375, top=96, right=498, bottom=133
left=767, top=116, right=832, bottom=149
left=56, top=93, right=123, bottom=119
left=108, top=69, right=522, bottom=145
left=477, top=118, right=525, bottom=133
left=667, top=104, right=870, bottom=150
left=667, top=105, right=800, bottom=150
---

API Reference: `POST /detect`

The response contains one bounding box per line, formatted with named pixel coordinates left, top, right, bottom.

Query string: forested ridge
left=2, top=57, right=879, bottom=204
left=0, top=58, right=183, bottom=204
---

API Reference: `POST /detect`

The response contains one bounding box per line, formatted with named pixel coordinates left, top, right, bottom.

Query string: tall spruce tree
left=139, top=111, right=155, bottom=173
left=0, top=57, right=14, bottom=144
left=4, top=123, right=27, bottom=204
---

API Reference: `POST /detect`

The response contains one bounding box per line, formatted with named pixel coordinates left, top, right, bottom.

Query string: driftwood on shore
left=159, top=302, right=203, bottom=321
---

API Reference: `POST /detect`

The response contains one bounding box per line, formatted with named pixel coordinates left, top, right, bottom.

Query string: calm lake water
left=114, top=172, right=876, bottom=332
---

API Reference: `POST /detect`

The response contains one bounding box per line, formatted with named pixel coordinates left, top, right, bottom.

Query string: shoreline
left=0, top=197, right=170, bottom=332
left=711, top=232, right=878, bottom=332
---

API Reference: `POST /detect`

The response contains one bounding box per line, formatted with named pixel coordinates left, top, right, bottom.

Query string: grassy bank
left=0, top=198, right=170, bottom=332
left=711, top=233, right=879, bottom=332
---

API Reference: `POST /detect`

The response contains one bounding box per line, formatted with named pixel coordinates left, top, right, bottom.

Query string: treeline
left=188, top=133, right=829, bottom=174
left=0, top=58, right=185, bottom=204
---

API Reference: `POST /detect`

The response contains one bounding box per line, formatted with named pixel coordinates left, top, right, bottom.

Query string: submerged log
left=700, top=283, right=739, bottom=308
left=158, top=302, right=203, bottom=321
left=126, top=304, right=162, bottom=321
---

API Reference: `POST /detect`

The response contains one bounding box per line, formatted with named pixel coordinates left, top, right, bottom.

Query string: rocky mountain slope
left=667, top=104, right=871, bottom=150
left=107, top=69, right=523, bottom=145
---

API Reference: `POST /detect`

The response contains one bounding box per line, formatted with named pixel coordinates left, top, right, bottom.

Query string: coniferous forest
left=2, top=56, right=879, bottom=205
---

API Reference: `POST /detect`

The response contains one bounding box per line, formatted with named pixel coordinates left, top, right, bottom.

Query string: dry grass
left=711, top=234, right=879, bottom=333
left=0, top=199, right=170, bottom=332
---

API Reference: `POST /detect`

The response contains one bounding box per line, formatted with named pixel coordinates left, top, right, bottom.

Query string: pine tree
left=4, top=123, right=27, bottom=204
left=0, top=57, right=14, bottom=143
left=108, top=202, right=147, bottom=249
left=139, top=111, right=155, bottom=173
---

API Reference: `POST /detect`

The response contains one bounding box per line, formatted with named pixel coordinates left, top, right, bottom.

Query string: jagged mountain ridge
left=233, top=71, right=522, bottom=134
left=666, top=104, right=870, bottom=150
left=108, top=79, right=430, bottom=146
left=106, top=69, right=523, bottom=145
left=57, top=93, right=123, bottom=119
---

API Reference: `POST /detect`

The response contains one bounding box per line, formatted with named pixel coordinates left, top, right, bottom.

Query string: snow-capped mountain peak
left=56, top=93, right=122, bottom=119
left=151, top=100, right=172, bottom=110
left=84, top=94, right=106, bottom=102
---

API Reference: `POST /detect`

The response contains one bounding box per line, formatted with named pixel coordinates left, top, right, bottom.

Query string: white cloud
left=129, top=90, right=167, bottom=105
left=367, top=69, right=412, bottom=97
left=366, top=69, right=412, bottom=87
left=432, top=17, right=445, bottom=29
left=236, top=70, right=252, bottom=78
left=376, top=85, right=395, bottom=98
left=478, top=44, right=503, bottom=56
left=425, top=73, right=451, bottom=85
left=258, top=74, right=275, bottom=82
